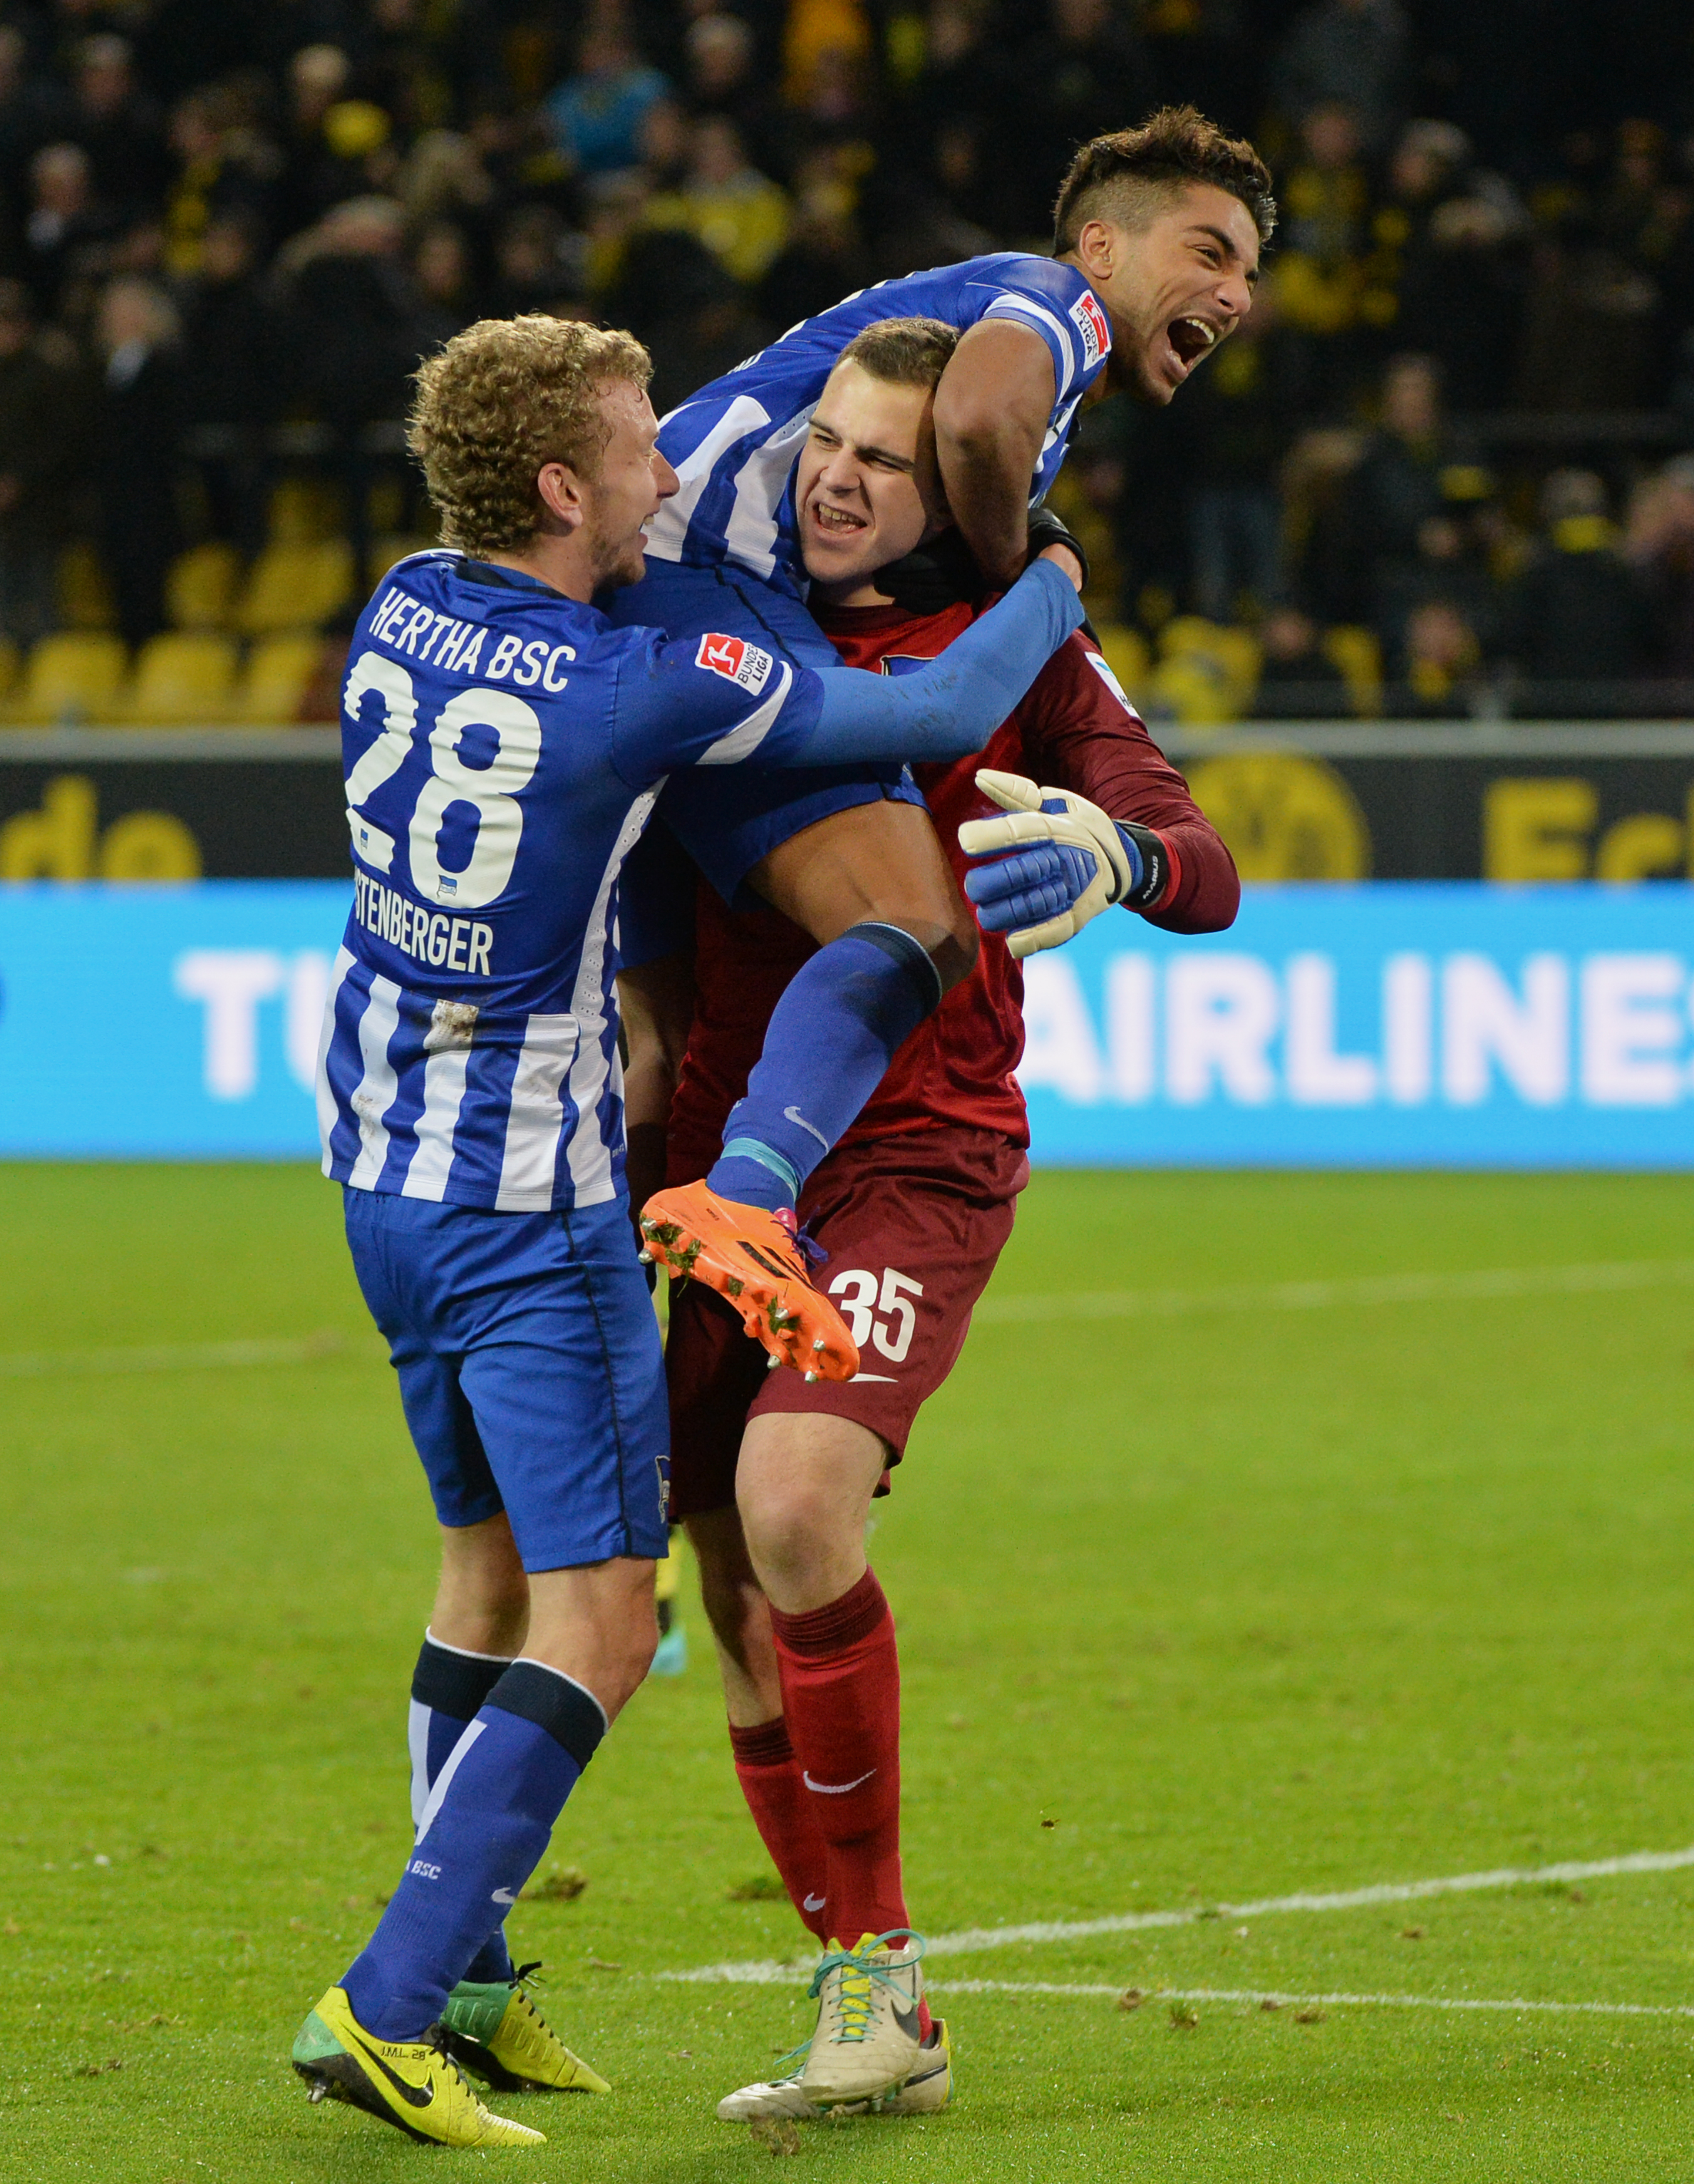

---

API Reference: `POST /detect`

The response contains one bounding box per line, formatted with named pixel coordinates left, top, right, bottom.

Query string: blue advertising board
left=0, top=881, right=1690, bottom=1166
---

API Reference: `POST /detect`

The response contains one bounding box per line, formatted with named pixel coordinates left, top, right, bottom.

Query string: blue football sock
left=407, top=1632, right=516, bottom=1984
left=346, top=1660, right=606, bottom=2040
left=706, top=923, right=942, bottom=1213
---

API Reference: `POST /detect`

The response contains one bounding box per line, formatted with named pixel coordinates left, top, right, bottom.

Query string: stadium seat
left=9, top=633, right=128, bottom=724
left=240, top=633, right=326, bottom=723
left=1322, top=625, right=1384, bottom=718
left=167, top=542, right=244, bottom=632
left=128, top=633, right=241, bottom=725
left=237, top=537, right=354, bottom=636
left=56, top=542, right=117, bottom=631
left=1152, top=617, right=1261, bottom=726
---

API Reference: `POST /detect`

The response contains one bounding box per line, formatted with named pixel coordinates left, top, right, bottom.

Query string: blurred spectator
left=410, top=218, right=479, bottom=352
left=606, top=226, right=761, bottom=415
left=490, top=201, right=587, bottom=317
left=163, top=84, right=279, bottom=276
left=0, top=279, right=84, bottom=646
left=985, top=0, right=1156, bottom=242
left=1626, top=455, right=1694, bottom=679
left=0, top=25, right=68, bottom=206
left=1176, top=278, right=1303, bottom=621
left=686, top=11, right=779, bottom=172
left=1338, top=353, right=1455, bottom=631
left=1271, top=103, right=1374, bottom=414
left=24, top=141, right=111, bottom=314
left=277, top=195, right=416, bottom=431
left=1365, top=121, right=1527, bottom=413
left=1270, top=0, right=1408, bottom=155
left=67, top=34, right=170, bottom=216
left=1503, top=470, right=1653, bottom=693
left=1388, top=597, right=1483, bottom=717
left=1518, top=121, right=1687, bottom=413
left=1253, top=606, right=1353, bottom=717
left=396, top=128, right=497, bottom=237
left=95, top=274, right=182, bottom=648
left=178, top=214, right=280, bottom=553
left=756, top=149, right=872, bottom=327
left=544, top=21, right=670, bottom=180
left=277, top=43, right=352, bottom=235
left=644, top=117, right=789, bottom=286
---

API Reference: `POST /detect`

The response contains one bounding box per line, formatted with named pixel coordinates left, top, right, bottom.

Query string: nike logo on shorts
left=491, top=1886, right=519, bottom=1905
left=803, top=1767, right=876, bottom=1795
left=804, top=1892, right=827, bottom=1913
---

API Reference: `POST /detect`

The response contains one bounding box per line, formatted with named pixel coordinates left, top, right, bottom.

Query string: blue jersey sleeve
left=609, top=626, right=829, bottom=785
left=961, top=257, right=1113, bottom=409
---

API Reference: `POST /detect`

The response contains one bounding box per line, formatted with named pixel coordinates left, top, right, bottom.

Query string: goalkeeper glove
left=957, top=768, right=1171, bottom=957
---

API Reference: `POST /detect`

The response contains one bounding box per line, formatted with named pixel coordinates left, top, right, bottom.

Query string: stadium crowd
left=0, top=0, right=1691, bottom=719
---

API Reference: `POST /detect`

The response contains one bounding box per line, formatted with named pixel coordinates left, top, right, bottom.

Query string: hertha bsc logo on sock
left=695, top=632, right=776, bottom=694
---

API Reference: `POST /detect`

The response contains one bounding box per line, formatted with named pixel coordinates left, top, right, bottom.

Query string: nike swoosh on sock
left=802, top=1768, right=876, bottom=1795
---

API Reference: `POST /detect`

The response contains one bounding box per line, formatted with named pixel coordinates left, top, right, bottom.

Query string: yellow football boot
left=291, top=1984, right=545, bottom=2147
left=438, top=1965, right=611, bottom=2094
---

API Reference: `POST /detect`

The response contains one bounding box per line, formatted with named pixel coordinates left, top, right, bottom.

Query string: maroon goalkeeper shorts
left=663, top=1125, right=1028, bottom=1521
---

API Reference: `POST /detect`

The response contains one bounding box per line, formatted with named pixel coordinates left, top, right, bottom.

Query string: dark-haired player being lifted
left=627, top=108, right=1273, bottom=1385
left=619, top=314, right=1239, bottom=2123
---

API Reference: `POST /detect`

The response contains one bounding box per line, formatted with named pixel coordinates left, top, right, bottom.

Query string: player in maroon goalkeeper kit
left=619, top=314, right=1239, bottom=2123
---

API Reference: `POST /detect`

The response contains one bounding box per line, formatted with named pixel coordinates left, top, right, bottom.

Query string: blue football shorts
left=604, top=558, right=925, bottom=910
left=342, top=1187, right=671, bottom=1570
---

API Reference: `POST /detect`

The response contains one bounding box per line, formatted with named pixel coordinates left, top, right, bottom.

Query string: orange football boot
left=639, top=1181, right=859, bottom=1382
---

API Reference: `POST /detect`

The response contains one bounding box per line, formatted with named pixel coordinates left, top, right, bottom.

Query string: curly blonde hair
left=408, top=315, right=653, bottom=556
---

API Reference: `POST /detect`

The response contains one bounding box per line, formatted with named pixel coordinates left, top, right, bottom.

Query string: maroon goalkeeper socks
left=728, top=1715, right=830, bottom=1942
left=769, top=1568, right=932, bottom=2034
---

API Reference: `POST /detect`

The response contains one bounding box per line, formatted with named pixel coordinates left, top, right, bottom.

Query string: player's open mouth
left=1168, top=316, right=1219, bottom=368
left=810, top=501, right=868, bottom=537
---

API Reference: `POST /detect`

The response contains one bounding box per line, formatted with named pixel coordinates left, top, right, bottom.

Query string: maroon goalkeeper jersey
left=666, top=597, right=1239, bottom=1175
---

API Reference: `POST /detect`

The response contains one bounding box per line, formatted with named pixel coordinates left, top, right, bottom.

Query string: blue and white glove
left=958, top=769, right=1167, bottom=958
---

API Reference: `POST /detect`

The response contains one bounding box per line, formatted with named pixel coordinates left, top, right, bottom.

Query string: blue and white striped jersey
left=318, top=550, right=825, bottom=1212
left=646, top=252, right=1112, bottom=594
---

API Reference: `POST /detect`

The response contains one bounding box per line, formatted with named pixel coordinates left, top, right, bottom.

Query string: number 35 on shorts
left=826, top=1267, right=924, bottom=1365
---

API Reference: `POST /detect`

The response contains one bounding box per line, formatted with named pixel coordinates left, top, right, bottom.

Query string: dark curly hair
left=1053, top=107, right=1276, bottom=255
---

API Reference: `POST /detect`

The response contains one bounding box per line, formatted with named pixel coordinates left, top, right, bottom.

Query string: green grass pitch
left=4, top=1161, right=1694, bottom=2181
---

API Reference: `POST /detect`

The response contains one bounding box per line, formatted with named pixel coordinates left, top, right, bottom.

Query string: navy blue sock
left=408, top=1633, right=516, bottom=1984
left=706, top=923, right=941, bottom=1213
left=346, top=1660, right=606, bottom=2040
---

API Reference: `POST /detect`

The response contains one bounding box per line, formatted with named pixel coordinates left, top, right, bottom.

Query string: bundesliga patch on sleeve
left=695, top=632, right=776, bottom=695
left=1069, top=290, right=1110, bottom=371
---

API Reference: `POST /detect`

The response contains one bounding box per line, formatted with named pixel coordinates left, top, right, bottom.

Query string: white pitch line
left=972, top=1258, right=1694, bottom=1328
left=661, top=1845, right=1694, bottom=1986
left=927, top=1979, right=1694, bottom=2020
left=0, top=1331, right=358, bottom=1378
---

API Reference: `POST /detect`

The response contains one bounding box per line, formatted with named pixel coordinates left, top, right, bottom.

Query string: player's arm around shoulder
left=956, top=631, right=1240, bottom=956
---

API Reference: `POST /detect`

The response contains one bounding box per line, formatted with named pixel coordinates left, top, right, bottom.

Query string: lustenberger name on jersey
left=354, top=869, right=495, bottom=973
left=368, top=583, right=577, bottom=690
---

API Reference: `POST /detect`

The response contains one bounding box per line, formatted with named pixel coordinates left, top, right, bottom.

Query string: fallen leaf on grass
left=1169, top=2003, right=1199, bottom=2032
left=75, top=2059, right=123, bottom=2077
left=525, top=1866, right=588, bottom=1903
left=1040, top=1819, right=1056, bottom=1830
left=1442, top=2111, right=1465, bottom=2123
left=1293, top=2007, right=1326, bottom=2025
left=749, top=2117, right=802, bottom=2155
left=728, top=1875, right=789, bottom=1902
left=586, top=1956, right=623, bottom=1972
left=1259, top=1998, right=1281, bottom=2012
left=1116, top=1989, right=1144, bottom=2012
left=2, top=1919, right=19, bottom=1937
left=1400, top=1925, right=1425, bottom=1940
